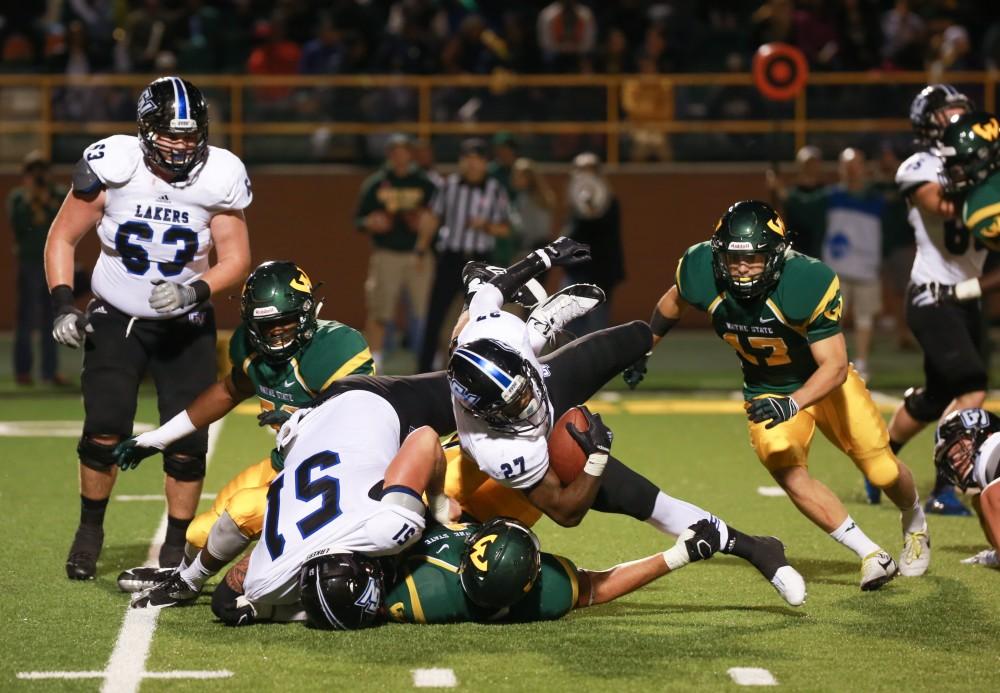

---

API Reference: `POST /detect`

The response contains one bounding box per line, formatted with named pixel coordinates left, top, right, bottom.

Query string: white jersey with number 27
left=84, top=135, right=252, bottom=319
left=243, top=390, right=426, bottom=606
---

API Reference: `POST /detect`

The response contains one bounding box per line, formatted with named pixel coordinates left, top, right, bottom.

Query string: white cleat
left=527, top=284, right=606, bottom=344
left=860, top=549, right=898, bottom=591
left=898, top=530, right=931, bottom=577
left=770, top=565, right=807, bottom=607
left=960, top=548, right=999, bottom=568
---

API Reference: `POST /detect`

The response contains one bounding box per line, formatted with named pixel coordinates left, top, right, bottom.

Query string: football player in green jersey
left=113, top=260, right=374, bottom=605
left=624, top=201, right=930, bottom=591
left=937, top=111, right=1000, bottom=249
left=216, top=516, right=722, bottom=628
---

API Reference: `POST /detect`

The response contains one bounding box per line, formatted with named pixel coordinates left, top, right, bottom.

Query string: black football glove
left=747, top=395, right=800, bottom=429
left=565, top=406, right=613, bottom=457
left=623, top=354, right=649, bottom=390
left=680, top=519, right=721, bottom=562
left=257, top=408, right=292, bottom=428
left=543, top=237, right=591, bottom=268
left=113, top=437, right=161, bottom=471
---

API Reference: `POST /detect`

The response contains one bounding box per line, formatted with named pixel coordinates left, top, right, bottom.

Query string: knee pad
left=185, top=509, right=217, bottom=551
left=77, top=435, right=118, bottom=473
left=164, top=453, right=206, bottom=482
left=860, top=452, right=900, bottom=489
left=590, top=457, right=659, bottom=520
left=902, top=386, right=948, bottom=423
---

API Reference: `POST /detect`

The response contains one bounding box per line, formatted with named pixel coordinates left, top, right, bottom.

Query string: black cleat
left=117, top=566, right=177, bottom=593
left=130, top=574, right=200, bottom=609
left=158, top=542, right=186, bottom=569
left=66, top=525, right=104, bottom=580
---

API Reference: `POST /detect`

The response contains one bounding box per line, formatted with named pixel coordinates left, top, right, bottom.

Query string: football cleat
left=860, top=549, right=898, bottom=591
left=130, top=574, right=200, bottom=609
left=746, top=536, right=806, bottom=607
left=158, top=541, right=186, bottom=569
left=960, top=549, right=999, bottom=567
left=461, top=261, right=547, bottom=309
left=65, top=525, right=104, bottom=580
left=117, top=566, right=177, bottom=593
left=527, top=284, right=606, bottom=345
left=923, top=487, right=972, bottom=516
left=898, top=530, right=931, bottom=577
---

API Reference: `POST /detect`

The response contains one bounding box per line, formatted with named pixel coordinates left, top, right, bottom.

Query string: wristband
left=532, top=248, right=553, bottom=270
left=583, top=452, right=609, bottom=477
left=51, top=284, right=75, bottom=313
left=954, top=278, right=982, bottom=301
left=662, top=544, right=690, bottom=571
left=649, top=309, right=678, bottom=338
left=140, top=410, right=197, bottom=450
left=191, top=279, right=211, bottom=304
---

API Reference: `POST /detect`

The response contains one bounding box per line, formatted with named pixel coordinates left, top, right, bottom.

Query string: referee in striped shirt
left=416, top=138, right=512, bottom=372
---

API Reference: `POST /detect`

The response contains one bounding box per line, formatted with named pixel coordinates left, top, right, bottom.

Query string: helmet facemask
left=933, top=408, right=1000, bottom=491
left=247, top=308, right=315, bottom=364
left=481, top=364, right=550, bottom=434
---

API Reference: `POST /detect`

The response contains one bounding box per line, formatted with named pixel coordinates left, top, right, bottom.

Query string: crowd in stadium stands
left=2, top=1, right=999, bottom=78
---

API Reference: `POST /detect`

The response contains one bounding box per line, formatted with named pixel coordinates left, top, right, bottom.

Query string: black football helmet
left=933, top=409, right=1000, bottom=491
left=448, top=338, right=549, bottom=434
left=935, top=111, right=1000, bottom=195
left=459, top=517, right=541, bottom=611
left=298, top=553, right=385, bottom=630
left=137, top=76, right=209, bottom=179
left=910, top=84, right=973, bottom=148
left=240, top=261, right=320, bottom=364
left=710, top=200, right=789, bottom=300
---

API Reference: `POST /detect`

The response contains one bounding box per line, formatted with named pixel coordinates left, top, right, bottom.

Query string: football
left=547, top=406, right=589, bottom=485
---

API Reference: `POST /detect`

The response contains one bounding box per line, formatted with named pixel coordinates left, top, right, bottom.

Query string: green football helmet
left=240, top=261, right=319, bottom=363
left=710, top=200, right=789, bottom=300
left=936, top=111, right=1000, bottom=195
left=459, top=517, right=541, bottom=611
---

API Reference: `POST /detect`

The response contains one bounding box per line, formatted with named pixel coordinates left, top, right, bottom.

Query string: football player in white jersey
left=933, top=409, right=1000, bottom=567
left=209, top=386, right=450, bottom=628
left=44, top=76, right=252, bottom=580
left=878, top=84, right=992, bottom=515
left=446, top=240, right=807, bottom=606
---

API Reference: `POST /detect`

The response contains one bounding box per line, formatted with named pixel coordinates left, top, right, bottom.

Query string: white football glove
left=52, top=309, right=93, bottom=348
left=149, top=280, right=198, bottom=313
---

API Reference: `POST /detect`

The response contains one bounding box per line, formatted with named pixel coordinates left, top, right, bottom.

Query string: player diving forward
left=446, top=238, right=806, bottom=606
left=215, top=516, right=723, bottom=628
left=113, top=260, right=374, bottom=606
left=933, top=409, right=1000, bottom=568
left=45, top=76, right=252, bottom=579
left=624, top=201, right=929, bottom=590
left=878, top=85, right=984, bottom=514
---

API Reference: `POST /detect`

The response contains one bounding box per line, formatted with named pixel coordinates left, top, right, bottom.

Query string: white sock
left=829, top=515, right=880, bottom=558
left=645, top=492, right=730, bottom=549
left=900, top=500, right=927, bottom=535
left=179, top=553, right=216, bottom=590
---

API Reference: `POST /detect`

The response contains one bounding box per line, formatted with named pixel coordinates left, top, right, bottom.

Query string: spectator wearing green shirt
left=7, top=151, right=66, bottom=386
left=767, top=145, right=827, bottom=259
left=355, top=134, right=438, bottom=371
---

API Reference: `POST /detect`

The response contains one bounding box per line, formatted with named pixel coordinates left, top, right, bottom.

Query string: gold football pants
left=186, top=458, right=275, bottom=549
left=748, top=366, right=900, bottom=488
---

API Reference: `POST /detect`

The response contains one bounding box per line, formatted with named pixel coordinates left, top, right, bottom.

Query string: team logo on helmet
left=137, top=89, right=157, bottom=117
left=469, top=534, right=499, bottom=571
left=767, top=216, right=786, bottom=237
left=290, top=271, right=313, bottom=293
left=353, top=576, right=382, bottom=617
left=972, top=117, right=1000, bottom=142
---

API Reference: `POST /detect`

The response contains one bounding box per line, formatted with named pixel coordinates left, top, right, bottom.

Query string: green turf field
left=1, top=332, right=998, bottom=692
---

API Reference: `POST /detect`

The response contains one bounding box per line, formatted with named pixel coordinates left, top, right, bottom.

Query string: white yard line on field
left=18, top=420, right=228, bottom=691
left=412, top=669, right=458, bottom=688
left=727, top=667, right=778, bottom=686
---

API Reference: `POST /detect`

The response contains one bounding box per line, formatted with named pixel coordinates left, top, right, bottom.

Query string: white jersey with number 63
left=84, top=135, right=252, bottom=319
left=243, top=390, right=426, bottom=606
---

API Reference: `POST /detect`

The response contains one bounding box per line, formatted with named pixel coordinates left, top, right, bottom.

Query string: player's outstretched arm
left=910, top=181, right=956, bottom=220
left=623, top=285, right=688, bottom=389
left=114, top=373, right=254, bottom=470
left=575, top=519, right=721, bottom=608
